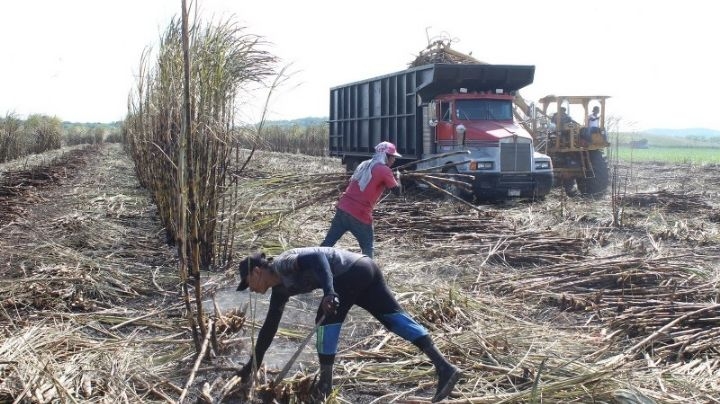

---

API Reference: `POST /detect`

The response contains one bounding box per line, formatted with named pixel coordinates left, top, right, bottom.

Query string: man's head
left=237, top=252, right=269, bottom=291
left=592, top=106, right=600, bottom=113
left=375, top=141, right=401, bottom=166
left=375, top=141, right=402, bottom=158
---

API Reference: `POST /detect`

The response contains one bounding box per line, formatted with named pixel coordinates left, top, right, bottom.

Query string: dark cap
left=236, top=252, right=267, bottom=291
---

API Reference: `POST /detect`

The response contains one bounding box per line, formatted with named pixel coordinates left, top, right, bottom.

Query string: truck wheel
left=576, top=151, right=610, bottom=195
left=441, top=167, right=473, bottom=202
left=345, top=158, right=360, bottom=173
left=563, top=179, right=578, bottom=196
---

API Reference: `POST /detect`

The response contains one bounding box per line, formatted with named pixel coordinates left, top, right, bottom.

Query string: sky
left=2, top=0, right=718, bottom=132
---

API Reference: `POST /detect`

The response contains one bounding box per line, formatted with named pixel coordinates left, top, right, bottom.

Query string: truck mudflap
left=471, top=172, right=554, bottom=200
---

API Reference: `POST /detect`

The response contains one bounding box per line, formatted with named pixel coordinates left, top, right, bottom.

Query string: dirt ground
left=1, top=143, right=718, bottom=403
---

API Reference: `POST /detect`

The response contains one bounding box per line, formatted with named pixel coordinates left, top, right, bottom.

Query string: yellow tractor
left=517, top=95, right=611, bottom=195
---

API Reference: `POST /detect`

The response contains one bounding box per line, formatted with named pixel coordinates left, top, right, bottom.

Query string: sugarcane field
left=0, top=140, right=718, bottom=403
left=2, top=2, right=720, bottom=404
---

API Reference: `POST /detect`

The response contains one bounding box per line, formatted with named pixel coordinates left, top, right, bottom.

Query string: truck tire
left=442, top=166, right=473, bottom=202
left=345, top=158, right=361, bottom=174
left=576, top=150, right=609, bottom=196
left=563, top=179, right=578, bottom=196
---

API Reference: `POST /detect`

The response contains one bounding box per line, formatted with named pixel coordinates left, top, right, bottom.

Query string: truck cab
left=421, top=90, right=553, bottom=199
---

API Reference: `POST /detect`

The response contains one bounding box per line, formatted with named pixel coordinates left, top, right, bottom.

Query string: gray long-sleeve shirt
left=270, top=246, right=364, bottom=295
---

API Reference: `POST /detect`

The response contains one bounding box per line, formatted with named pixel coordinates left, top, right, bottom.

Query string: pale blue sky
left=2, top=0, right=717, bottom=132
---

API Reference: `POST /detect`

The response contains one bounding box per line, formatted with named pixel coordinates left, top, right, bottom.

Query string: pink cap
left=375, top=141, right=402, bottom=157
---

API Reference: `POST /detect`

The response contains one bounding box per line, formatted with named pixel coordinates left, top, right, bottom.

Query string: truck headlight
left=535, top=160, right=551, bottom=170
left=470, top=161, right=493, bottom=170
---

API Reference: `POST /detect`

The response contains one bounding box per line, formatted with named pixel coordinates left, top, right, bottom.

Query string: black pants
left=315, top=257, right=429, bottom=358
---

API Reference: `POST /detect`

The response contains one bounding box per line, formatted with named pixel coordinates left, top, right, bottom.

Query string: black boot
left=317, top=364, right=332, bottom=398
left=313, top=353, right=336, bottom=402
left=417, top=337, right=460, bottom=402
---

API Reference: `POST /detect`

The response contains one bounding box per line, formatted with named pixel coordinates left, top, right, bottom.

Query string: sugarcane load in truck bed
left=328, top=63, right=553, bottom=201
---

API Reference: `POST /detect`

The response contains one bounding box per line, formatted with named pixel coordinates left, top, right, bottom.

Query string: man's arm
left=297, top=252, right=341, bottom=316
left=297, top=252, right=335, bottom=296
left=391, top=170, right=402, bottom=196
left=238, top=290, right=289, bottom=379
left=378, top=164, right=401, bottom=195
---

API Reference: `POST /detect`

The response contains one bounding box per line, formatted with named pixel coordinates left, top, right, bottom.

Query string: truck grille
left=500, top=143, right=531, bottom=172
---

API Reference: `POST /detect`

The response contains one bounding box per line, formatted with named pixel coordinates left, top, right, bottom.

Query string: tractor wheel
left=562, top=179, right=578, bottom=196
left=576, top=151, right=610, bottom=195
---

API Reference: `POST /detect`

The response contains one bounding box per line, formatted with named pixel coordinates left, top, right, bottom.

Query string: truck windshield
left=456, top=99, right=513, bottom=121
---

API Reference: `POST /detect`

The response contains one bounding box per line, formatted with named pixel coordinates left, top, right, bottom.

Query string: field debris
left=1, top=145, right=719, bottom=403
left=621, top=189, right=712, bottom=212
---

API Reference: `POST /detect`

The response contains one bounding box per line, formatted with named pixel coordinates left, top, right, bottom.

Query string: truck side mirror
left=428, top=100, right=438, bottom=127
left=456, top=124, right=466, bottom=146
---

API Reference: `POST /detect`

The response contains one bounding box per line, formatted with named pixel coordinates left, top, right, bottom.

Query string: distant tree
left=0, top=113, right=24, bottom=162
left=65, top=124, right=96, bottom=145
left=92, top=127, right=105, bottom=144
left=24, top=114, right=62, bottom=153
left=105, top=129, right=123, bottom=143
left=237, top=120, right=329, bottom=156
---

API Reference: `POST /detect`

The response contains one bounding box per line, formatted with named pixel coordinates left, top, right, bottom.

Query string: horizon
left=49, top=117, right=720, bottom=136
left=2, top=0, right=719, bottom=132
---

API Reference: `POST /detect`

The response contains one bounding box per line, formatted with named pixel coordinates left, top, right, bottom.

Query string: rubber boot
left=420, top=340, right=460, bottom=402
left=313, top=363, right=333, bottom=402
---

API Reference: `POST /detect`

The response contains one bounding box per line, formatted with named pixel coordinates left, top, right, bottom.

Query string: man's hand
left=394, top=170, right=403, bottom=195
left=321, top=294, right=340, bottom=316
left=237, top=361, right=254, bottom=383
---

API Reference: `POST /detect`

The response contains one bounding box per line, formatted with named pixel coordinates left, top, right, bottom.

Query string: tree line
left=0, top=113, right=122, bottom=162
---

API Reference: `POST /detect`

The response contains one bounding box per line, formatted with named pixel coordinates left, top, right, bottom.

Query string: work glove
left=321, top=293, right=340, bottom=316
left=394, top=170, right=403, bottom=195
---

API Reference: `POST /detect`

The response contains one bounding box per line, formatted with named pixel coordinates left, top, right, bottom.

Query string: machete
left=273, top=313, right=326, bottom=386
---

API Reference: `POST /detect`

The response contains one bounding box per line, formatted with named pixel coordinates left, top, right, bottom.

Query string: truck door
left=436, top=101, right=455, bottom=150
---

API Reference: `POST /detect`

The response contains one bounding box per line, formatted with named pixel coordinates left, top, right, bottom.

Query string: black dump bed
left=415, top=63, right=534, bottom=100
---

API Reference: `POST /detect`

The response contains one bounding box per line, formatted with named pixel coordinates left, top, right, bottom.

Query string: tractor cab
left=537, top=95, right=611, bottom=152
